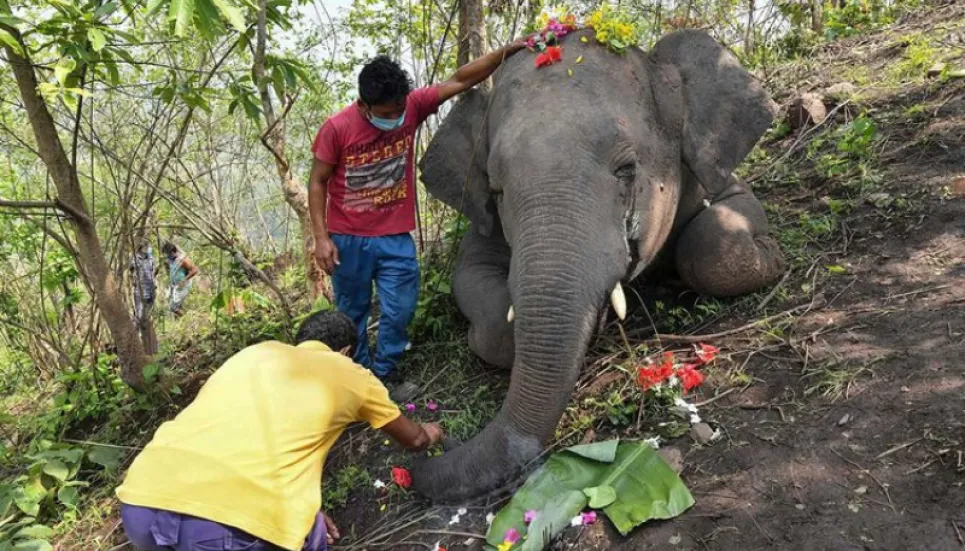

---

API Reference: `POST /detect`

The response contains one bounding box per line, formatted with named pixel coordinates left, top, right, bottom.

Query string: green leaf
left=41, top=460, right=68, bottom=482
left=519, top=490, right=586, bottom=551
left=193, top=0, right=222, bottom=37
left=54, top=58, right=76, bottom=87
left=87, top=28, right=107, bottom=51
left=583, top=485, right=617, bottom=508
left=12, top=541, right=53, bottom=551
left=566, top=440, right=618, bottom=462
left=94, top=2, right=119, bottom=19
left=211, top=0, right=245, bottom=32
left=599, top=443, right=695, bottom=535
left=146, top=0, right=166, bottom=17
left=169, top=0, right=196, bottom=37
left=0, top=28, right=22, bottom=56
left=486, top=441, right=694, bottom=546
left=56, top=486, right=78, bottom=509
left=143, top=362, right=159, bottom=382
left=12, top=487, right=42, bottom=518
left=87, top=445, right=124, bottom=471
left=13, top=525, right=53, bottom=540
left=104, top=61, right=120, bottom=86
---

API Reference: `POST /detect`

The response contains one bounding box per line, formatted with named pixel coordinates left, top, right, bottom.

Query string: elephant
left=412, top=28, right=787, bottom=502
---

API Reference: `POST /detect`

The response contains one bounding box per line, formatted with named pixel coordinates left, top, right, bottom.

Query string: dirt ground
left=577, top=8, right=965, bottom=549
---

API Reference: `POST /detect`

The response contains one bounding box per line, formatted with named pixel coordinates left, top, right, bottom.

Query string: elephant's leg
left=453, top=222, right=515, bottom=369
left=674, top=184, right=786, bottom=297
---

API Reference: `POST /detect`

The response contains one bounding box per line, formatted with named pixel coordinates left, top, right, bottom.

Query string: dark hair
left=295, top=310, right=358, bottom=352
left=161, top=241, right=177, bottom=256
left=358, top=55, right=412, bottom=107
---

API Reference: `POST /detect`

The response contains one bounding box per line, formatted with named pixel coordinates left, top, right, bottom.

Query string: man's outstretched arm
left=436, top=40, right=527, bottom=102
left=380, top=416, right=444, bottom=451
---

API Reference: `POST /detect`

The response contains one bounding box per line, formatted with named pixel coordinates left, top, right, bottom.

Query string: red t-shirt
left=312, top=86, right=442, bottom=237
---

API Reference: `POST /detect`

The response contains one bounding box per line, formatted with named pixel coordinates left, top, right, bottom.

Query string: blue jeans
left=330, top=233, right=419, bottom=377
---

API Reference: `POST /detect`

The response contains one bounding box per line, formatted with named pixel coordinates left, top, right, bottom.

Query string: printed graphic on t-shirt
left=342, top=134, right=413, bottom=212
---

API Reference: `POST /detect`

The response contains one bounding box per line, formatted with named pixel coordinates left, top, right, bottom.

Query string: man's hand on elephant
left=422, top=422, right=444, bottom=447
left=314, top=236, right=340, bottom=275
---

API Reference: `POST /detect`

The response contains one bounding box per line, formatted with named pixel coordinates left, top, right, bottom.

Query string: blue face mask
left=367, top=111, right=405, bottom=131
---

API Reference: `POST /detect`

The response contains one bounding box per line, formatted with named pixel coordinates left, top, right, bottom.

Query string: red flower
left=695, top=343, right=719, bottom=364
left=679, top=363, right=706, bottom=392
left=636, top=366, right=661, bottom=390
left=392, top=467, right=412, bottom=488
left=535, top=46, right=563, bottom=67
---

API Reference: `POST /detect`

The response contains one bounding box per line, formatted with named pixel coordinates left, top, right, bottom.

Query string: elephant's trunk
left=412, top=196, right=622, bottom=502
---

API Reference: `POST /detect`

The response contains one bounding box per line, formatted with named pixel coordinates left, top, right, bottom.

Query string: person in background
left=115, top=310, right=445, bottom=551
left=130, top=240, right=158, bottom=354
left=161, top=241, right=199, bottom=317
left=308, top=41, right=526, bottom=401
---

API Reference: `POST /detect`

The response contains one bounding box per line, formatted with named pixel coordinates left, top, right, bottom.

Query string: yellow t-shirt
left=115, top=340, right=401, bottom=550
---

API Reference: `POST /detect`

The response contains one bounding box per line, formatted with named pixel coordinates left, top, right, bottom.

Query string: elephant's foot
left=453, top=222, right=515, bottom=369
left=674, top=187, right=787, bottom=297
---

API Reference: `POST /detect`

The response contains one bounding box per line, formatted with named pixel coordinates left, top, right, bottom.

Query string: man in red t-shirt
left=308, top=45, right=525, bottom=399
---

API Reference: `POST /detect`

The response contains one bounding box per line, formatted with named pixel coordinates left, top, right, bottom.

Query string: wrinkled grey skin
left=414, top=29, right=786, bottom=502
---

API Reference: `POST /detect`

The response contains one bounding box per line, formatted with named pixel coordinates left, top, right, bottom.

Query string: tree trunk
left=745, top=0, right=755, bottom=57
left=458, top=0, right=488, bottom=80
left=3, top=34, right=148, bottom=390
left=811, top=0, right=824, bottom=35
left=254, top=0, right=332, bottom=303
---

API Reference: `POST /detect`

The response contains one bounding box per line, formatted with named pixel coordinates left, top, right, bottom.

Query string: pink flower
left=404, top=403, right=416, bottom=412
left=504, top=527, right=521, bottom=544
left=426, top=400, right=438, bottom=411
left=524, top=509, right=538, bottom=523
left=581, top=511, right=598, bottom=525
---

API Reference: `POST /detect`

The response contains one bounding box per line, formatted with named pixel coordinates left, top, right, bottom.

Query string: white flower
left=485, top=513, right=495, bottom=525
left=570, top=515, right=584, bottom=527
left=643, top=436, right=661, bottom=449
left=667, top=375, right=680, bottom=388
left=431, top=543, right=442, bottom=551
left=457, top=507, right=468, bottom=516
left=690, top=414, right=702, bottom=424
left=674, top=397, right=698, bottom=413
left=449, top=514, right=461, bottom=525
left=373, top=479, right=386, bottom=489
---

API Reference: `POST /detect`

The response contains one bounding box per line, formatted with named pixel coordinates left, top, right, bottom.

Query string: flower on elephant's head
left=535, top=46, right=563, bottom=68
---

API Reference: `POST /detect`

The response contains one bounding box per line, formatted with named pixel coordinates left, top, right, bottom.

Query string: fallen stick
left=875, top=438, right=923, bottom=460
left=634, top=298, right=824, bottom=343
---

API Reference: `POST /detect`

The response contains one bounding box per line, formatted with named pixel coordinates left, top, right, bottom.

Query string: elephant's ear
left=649, top=30, right=777, bottom=193
left=419, top=88, right=494, bottom=236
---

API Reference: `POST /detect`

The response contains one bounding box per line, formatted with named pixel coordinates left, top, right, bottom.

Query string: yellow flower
left=497, top=542, right=513, bottom=551
left=596, top=29, right=609, bottom=42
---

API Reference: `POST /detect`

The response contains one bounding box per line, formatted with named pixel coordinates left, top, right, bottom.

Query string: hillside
left=38, top=2, right=965, bottom=550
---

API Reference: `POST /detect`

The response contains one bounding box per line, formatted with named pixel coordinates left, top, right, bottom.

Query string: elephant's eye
left=614, top=163, right=636, bottom=184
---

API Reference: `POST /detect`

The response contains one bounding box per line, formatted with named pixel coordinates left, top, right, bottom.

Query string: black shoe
left=378, top=372, right=420, bottom=403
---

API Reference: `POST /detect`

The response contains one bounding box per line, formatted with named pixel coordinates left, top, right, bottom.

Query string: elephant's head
left=414, top=30, right=775, bottom=502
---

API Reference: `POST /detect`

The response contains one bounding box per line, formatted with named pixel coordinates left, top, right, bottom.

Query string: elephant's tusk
left=611, top=282, right=627, bottom=321
left=507, top=306, right=515, bottom=323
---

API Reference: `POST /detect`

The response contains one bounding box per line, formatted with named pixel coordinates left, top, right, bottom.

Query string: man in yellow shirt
left=116, top=310, right=443, bottom=551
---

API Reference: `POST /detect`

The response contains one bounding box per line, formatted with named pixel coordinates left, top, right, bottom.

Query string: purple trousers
left=120, top=503, right=327, bottom=551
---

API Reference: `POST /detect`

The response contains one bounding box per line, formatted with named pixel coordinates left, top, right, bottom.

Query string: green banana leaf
left=485, top=440, right=694, bottom=550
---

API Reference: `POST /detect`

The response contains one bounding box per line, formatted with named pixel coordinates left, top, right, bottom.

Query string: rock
left=787, top=92, right=828, bottom=130
left=927, top=62, right=946, bottom=78
left=825, top=82, right=857, bottom=101
left=690, top=422, right=715, bottom=445
left=658, top=446, right=685, bottom=474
